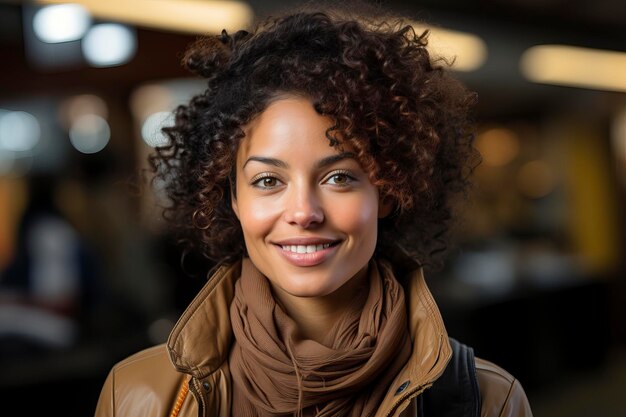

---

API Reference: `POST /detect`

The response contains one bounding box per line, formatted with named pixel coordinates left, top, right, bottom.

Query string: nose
left=284, top=184, right=324, bottom=228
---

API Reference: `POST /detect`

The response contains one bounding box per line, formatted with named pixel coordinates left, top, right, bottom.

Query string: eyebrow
left=242, top=156, right=287, bottom=169
left=315, top=152, right=358, bottom=169
left=243, top=151, right=357, bottom=170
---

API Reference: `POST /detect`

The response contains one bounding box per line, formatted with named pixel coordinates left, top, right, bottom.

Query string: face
left=232, top=96, right=390, bottom=299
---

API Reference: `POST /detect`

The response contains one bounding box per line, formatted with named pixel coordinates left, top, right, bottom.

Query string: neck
left=271, top=266, right=369, bottom=344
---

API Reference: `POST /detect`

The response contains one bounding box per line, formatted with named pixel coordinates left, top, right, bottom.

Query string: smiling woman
left=232, top=97, right=388, bottom=344
left=233, top=98, right=384, bottom=300
left=94, top=5, right=532, bottom=417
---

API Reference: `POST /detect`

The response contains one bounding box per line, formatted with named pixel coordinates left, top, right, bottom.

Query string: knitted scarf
left=229, top=258, right=411, bottom=417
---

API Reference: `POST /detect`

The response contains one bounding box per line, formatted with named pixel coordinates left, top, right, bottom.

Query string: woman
left=95, top=8, right=533, bottom=417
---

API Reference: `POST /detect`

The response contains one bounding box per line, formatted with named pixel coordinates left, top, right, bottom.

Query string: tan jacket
left=95, top=261, right=533, bottom=417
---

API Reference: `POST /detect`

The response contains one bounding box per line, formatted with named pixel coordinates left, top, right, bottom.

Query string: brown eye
left=326, top=171, right=354, bottom=186
left=331, top=174, right=347, bottom=184
left=252, top=175, right=281, bottom=189
left=262, top=177, right=277, bottom=187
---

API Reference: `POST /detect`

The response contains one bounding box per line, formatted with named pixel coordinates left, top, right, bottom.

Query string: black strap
left=418, top=337, right=481, bottom=417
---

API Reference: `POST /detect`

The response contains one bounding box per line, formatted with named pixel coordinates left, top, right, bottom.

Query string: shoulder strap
left=417, top=337, right=481, bottom=417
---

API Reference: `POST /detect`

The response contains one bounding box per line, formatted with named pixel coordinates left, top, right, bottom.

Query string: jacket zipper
left=169, top=378, right=190, bottom=417
left=189, top=378, right=207, bottom=417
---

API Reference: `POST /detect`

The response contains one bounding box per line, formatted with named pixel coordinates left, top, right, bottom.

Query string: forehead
left=237, top=97, right=340, bottom=162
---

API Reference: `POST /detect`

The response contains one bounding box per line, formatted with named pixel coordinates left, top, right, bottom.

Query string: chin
left=279, top=280, right=336, bottom=298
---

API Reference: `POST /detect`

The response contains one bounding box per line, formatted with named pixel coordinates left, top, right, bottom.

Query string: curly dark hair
left=150, top=7, right=479, bottom=273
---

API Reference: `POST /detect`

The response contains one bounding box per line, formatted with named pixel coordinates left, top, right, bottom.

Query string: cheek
left=238, top=197, right=281, bottom=238
left=331, top=194, right=379, bottom=237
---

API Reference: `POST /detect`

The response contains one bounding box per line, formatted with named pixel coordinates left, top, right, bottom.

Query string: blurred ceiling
left=0, top=0, right=625, bottom=117
left=394, top=0, right=626, bottom=33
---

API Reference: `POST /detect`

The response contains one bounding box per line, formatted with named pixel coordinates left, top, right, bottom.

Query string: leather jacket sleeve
left=93, top=345, right=188, bottom=417
left=476, top=358, right=534, bottom=417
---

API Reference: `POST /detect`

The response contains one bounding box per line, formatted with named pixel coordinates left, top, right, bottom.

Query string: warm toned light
left=517, top=160, right=557, bottom=199
left=130, top=84, right=173, bottom=123
left=130, top=80, right=206, bottom=150
left=59, top=94, right=108, bottom=130
left=475, top=128, right=520, bottom=167
left=611, top=106, right=626, bottom=185
left=612, top=106, right=626, bottom=161
left=521, top=45, right=626, bottom=92
left=412, top=23, right=487, bottom=72
left=36, top=0, right=254, bottom=34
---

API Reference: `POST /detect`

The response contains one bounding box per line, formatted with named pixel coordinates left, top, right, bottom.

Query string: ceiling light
left=521, top=45, right=626, bottom=92
left=32, top=4, right=91, bottom=43
left=82, top=23, right=136, bottom=67
left=412, top=24, right=488, bottom=72
left=36, top=0, right=253, bottom=34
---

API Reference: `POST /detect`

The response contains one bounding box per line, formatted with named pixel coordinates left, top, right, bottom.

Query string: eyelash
left=250, top=170, right=357, bottom=189
left=324, top=170, right=356, bottom=186
left=250, top=173, right=282, bottom=189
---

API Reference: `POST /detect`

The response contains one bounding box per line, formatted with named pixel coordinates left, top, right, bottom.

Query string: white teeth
left=281, top=243, right=332, bottom=253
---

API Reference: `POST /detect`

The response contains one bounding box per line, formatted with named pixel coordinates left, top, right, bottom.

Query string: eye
left=325, top=171, right=355, bottom=186
left=251, top=174, right=282, bottom=189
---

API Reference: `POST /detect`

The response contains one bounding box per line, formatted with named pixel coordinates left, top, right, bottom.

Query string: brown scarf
left=229, top=258, right=412, bottom=417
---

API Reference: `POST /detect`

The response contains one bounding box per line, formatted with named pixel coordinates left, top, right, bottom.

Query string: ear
left=378, top=195, right=394, bottom=219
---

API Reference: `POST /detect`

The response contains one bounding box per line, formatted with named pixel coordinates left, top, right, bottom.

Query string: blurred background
left=0, top=0, right=625, bottom=415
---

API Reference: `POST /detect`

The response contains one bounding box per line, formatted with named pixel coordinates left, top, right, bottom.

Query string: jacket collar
left=167, top=260, right=241, bottom=378
left=166, top=258, right=451, bottom=413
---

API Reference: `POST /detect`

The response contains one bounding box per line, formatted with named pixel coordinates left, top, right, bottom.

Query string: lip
left=273, top=237, right=339, bottom=246
left=273, top=238, right=341, bottom=267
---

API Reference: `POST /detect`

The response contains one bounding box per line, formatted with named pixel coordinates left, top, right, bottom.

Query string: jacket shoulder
left=95, top=344, right=187, bottom=417
left=113, top=344, right=173, bottom=371
left=475, top=357, right=533, bottom=417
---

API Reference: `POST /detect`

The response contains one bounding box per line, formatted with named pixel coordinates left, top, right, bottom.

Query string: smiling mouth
left=280, top=243, right=332, bottom=253
left=274, top=241, right=340, bottom=266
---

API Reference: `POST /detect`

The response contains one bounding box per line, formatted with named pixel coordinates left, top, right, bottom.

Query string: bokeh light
left=59, top=94, right=108, bottom=130
left=69, top=114, right=110, bottom=154
left=475, top=127, right=520, bottom=167
left=32, top=4, right=91, bottom=43
left=0, top=111, right=41, bottom=152
left=517, top=160, right=557, bottom=199
left=82, top=23, right=136, bottom=67
left=141, top=111, right=174, bottom=148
